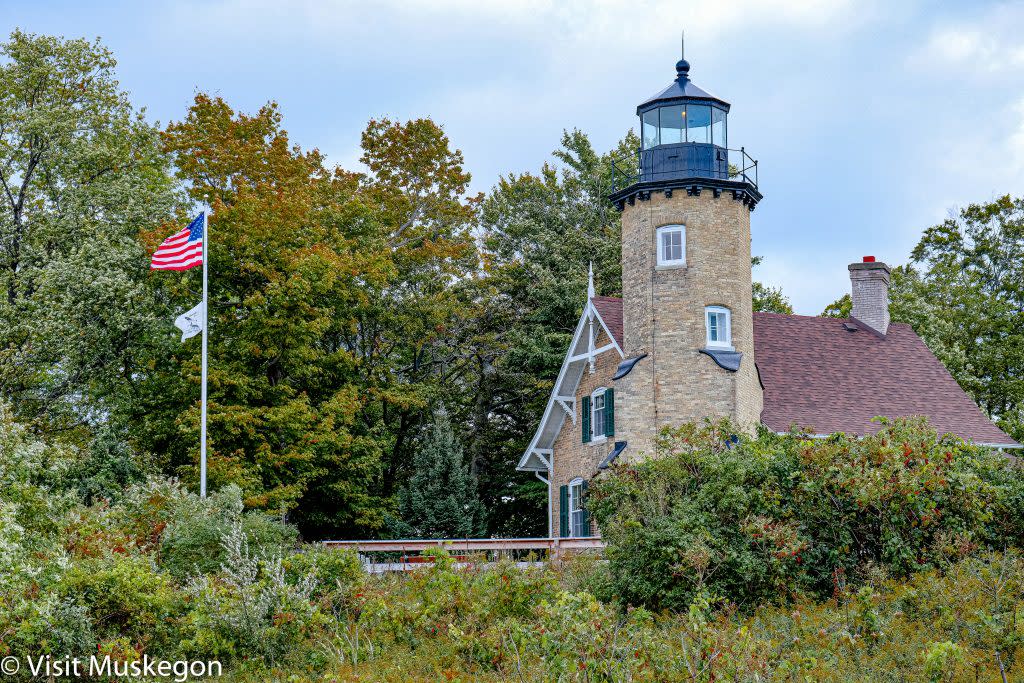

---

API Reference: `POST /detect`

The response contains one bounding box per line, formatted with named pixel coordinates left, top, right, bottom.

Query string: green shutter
left=580, top=480, right=591, bottom=537
left=559, top=485, right=569, bottom=537
left=581, top=395, right=591, bottom=443
left=604, top=388, right=615, bottom=437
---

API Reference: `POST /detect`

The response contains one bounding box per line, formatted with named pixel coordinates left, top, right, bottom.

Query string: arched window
left=656, top=225, right=685, bottom=266
left=705, top=305, right=733, bottom=349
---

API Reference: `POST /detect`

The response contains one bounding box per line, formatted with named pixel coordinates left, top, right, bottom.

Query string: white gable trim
left=518, top=299, right=625, bottom=472
left=590, top=303, right=624, bottom=358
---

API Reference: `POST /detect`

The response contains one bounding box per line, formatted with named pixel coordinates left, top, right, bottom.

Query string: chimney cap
left=863, top=256, right=875, bottom=263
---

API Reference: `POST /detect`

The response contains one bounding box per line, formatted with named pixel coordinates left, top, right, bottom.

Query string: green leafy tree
left=470, top=129, right=633, bottom=535
left=821, top=197, right=1024, bottom=439
left=908, top=196, right=1024, bottom=438
left=821, top=293, right=852, bottom=318
left=145, top=99, right=480, bottom=537
left=389, top=408, right=485, bottom=539
left=752, top=256, right=793, bottom=314
left=141, top=95, right=378, bottom=525
left=0, top=30, right=178, bottom=434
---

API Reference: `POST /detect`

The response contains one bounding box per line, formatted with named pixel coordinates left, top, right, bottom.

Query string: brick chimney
left=848, top=256, right=891, bottom=336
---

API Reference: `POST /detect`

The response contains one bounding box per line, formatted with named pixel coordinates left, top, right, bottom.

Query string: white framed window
left=705, top=305, right=733, bottom=349
left=569, top=478, right=587, bottom=537
left=656, top=225, right=685, bottom=266
left=590, top=388, right=607, bottom=442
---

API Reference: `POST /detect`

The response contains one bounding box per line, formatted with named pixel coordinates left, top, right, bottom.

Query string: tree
left=820, top=294, right=852, bottom=318
left=907, top=196, right=1024, bottom=439
left=145, top=99, right=482, bottom=537
left=143, top=95, right=375, bottom=523
left=469, top=129, right=634, bottom=535
left=752, top=257, right=793, bottom=314
left=389, top=407, right=485, bottom=539
left=820, top=197, right=1024, bottom=439
left=0, top=31, right=179, bottom=434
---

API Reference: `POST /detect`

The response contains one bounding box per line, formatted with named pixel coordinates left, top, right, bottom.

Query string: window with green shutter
left=568, top=478, right=588, bottom=537
left=581, top=395, right=591, bottom=443
left=604, top=388, right=615, bottom=437
left=559, top=485, right=569, bottom=537
left=579, top=480, right=591, bottom=537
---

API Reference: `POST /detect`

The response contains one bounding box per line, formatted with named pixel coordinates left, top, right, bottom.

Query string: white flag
left=174, top=301, right=205, bottom=341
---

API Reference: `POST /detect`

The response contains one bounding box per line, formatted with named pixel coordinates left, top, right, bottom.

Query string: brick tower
left=609, top=55, right=764, bottom=458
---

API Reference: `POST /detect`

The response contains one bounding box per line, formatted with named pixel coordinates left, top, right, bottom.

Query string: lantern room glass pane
left=642, top=109, right=659, bottom=149
left=686, top=104, right=712, bottom=144
left=658, top=105, right=685, bottom=144
left=712, top=107, right=727, bottom=147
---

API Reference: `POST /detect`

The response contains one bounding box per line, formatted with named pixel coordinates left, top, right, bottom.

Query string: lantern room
left=636, top=58, right=731, bottom=182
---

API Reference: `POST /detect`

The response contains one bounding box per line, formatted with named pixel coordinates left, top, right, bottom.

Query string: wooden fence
left=322, top=537, right=606, bottom=573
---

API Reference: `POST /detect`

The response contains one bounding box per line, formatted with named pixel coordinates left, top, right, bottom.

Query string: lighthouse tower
left=609, top=55, right=763, bottom=457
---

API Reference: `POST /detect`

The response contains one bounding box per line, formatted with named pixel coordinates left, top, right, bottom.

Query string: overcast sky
left=8, top=0, right=1024, bottom=313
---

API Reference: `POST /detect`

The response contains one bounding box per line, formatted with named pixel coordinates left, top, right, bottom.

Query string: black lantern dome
left=637, top=59, right=731, bottom=114
left=610, top=57, right=760, bottom=210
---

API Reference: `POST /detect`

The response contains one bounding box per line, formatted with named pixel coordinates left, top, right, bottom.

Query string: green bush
left=283, top=545, right=364, bottom=610
left=590, top=418, right=1024, bottom=610
left=180, top=523, right=325, bottom=668
left=159, top=484, right=298, bottom=580
left=57, top=554, right=186, bottom=656
left=72, top=424, right=147, bottom=506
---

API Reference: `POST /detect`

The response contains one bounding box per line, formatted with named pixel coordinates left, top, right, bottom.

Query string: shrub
left=590, top=418, right=1024, bottom=610
left=57, top=554, right=186, bottom=656
left=159, top=484, right=298, bottom=581
left=181, top=523, right=325, bottom=668
left=283, top=545, right=364, bottom=612
left=0, top=403, right=78, bottom=543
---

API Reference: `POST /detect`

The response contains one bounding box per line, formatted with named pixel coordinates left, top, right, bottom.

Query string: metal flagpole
left=200, top=206, right=209, bottom=498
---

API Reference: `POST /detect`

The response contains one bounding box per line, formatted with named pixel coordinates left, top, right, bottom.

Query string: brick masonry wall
left=550, top=328, right=619, bottom=539
left=617, top=190, right=763, bottom=454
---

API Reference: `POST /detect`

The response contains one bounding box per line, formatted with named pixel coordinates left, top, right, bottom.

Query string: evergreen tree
left=390, top=408, right=485, bottom=539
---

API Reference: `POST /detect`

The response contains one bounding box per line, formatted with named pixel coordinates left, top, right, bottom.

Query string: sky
left=6, top=0, right=1024, bottom=314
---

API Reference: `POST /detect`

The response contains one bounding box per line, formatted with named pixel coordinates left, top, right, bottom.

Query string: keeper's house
left=516, top=54, right=1019, bottom=539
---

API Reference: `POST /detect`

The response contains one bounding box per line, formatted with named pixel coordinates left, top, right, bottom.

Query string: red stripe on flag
left=151, top=255, right=203, bottom=271
left=150, top=249, right=202, bottom=266
left=153, top=239, right=203, bottom=259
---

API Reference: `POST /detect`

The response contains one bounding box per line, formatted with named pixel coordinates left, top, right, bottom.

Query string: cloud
left=8, top=0, right=1016, bottom=315
left=907, top=4, right=1024, bottom=78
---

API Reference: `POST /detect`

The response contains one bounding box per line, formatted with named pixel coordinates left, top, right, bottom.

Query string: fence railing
left=322, top=537, right=606, bottom=572
left=611, top=145, right=758, bottom=193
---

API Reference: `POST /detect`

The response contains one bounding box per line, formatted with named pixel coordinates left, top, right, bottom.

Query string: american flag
left=151, top=213, right=204, bottom=271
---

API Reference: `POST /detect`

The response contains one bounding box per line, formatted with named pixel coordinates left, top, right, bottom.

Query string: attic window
left=705, top=305, right=733, bottom=350
left=656, top=225, right=685, bottom=266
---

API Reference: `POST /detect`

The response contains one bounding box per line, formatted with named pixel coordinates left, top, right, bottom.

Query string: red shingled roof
left=591, top=296, right=623, bottom=347
left=583, top=298, right=1015, bottom=447
left=754, top=312, right=1017, bottom=446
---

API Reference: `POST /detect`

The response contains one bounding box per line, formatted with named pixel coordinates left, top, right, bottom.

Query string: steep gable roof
left=753, top=312, right=1018, bottom=447
left=591, top=296, right=623, bottom=347
left=517, top=297, right=625, bottom=471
